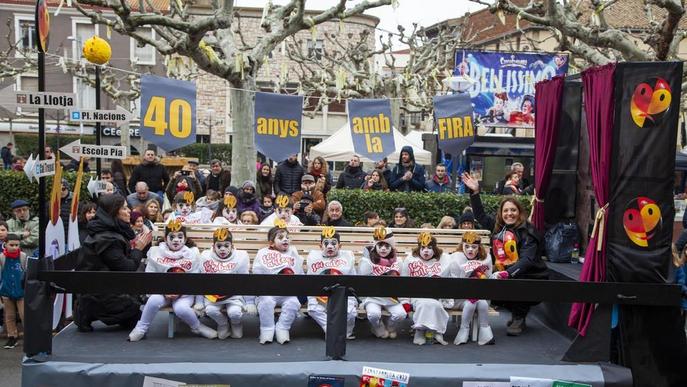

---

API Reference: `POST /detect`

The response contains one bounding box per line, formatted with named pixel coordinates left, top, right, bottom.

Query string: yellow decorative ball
left=82, top=36, right=111, bottom=65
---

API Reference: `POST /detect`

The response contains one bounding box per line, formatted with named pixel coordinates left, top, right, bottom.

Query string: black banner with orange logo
left=605, top=62, right=681, bottom=284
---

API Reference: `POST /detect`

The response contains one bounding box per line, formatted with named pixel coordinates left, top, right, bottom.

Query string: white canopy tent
left=404, top=130, right=426, bottom=149
left=310, top=124, right=432, bottom=165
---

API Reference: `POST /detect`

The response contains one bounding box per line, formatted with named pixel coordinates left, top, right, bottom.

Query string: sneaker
left=192, top=323, right=218, bottom=339
left=434, top=333, right=448, bottom=346
left=275, top=329, right=290, bottom=344
left=217, top=324, right=230, bottom=340
left=128, top=327, right=146, bottom=342
left=413, top=330, right=426, bottom=345
left=230, top=323, right=243, bottom=339
left=506, top=317, right=526, bottom=336
left=3, top=337, right=17, bottom=349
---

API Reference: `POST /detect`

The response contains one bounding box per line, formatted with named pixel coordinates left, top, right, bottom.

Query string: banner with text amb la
left=254, top=92, right=303, bottom=162
left=140, top=75, right=196, bottom=151
left=454, top=50, right=568, bottom=128
left=433, top=93, right=475, bottom=155
left=347, top=99, right=395, bottom=162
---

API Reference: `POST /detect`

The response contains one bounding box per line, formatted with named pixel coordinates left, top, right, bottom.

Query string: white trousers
left=137, top=295, right=198, bottom=332
left=205, top=303, right=243, bottom=327
left=307, top=297, right=357, bottom=336
left=256, top=296, right=301, bottom=332
left=460, top=299, right=490, bottom=329
left=365, top=302, right=406, bottom=330
left=411, top=298, right=450, bottom=334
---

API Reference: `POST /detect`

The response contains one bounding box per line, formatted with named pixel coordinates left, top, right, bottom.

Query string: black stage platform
left=22, top=301, right=631, bottom=387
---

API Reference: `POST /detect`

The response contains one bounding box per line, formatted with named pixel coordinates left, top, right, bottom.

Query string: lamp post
left=442, top=74, right=475, bottom=193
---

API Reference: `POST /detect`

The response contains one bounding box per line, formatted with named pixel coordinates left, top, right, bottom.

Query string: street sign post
left=24, top=154, right=55, bottom=182
left=68, top=106, right=133, bottom=125
left=14, top=91, right=76, bottom=109
left=59, top=139, right=127, bottom=160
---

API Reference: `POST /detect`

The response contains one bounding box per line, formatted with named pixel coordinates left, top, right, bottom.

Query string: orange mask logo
left=623, top=196, right=661, bottom=247
left=213, top=227, right=230, bottom=241
left=166, top=218, right=183, bottom=232
left=321, top=226, right=336, bottom=239
left=630, top=77, right=671, bottom=128
left=183, top=191, right=195, bottom=205
left=275, top=195, right=290, bottom=208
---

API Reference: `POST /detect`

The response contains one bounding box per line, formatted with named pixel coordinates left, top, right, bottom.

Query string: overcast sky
left=234, top=0, right=486, bottom=47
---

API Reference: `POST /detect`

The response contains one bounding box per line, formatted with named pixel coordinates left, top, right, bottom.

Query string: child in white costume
left=198, top=227, right=252, bottom=339
left=402, top=231, right=459, bottom=345
left=259, top=195, right=303, bottom=226
left=212, top=195, right=240, bottom=225
left=171, top=192, right=212, bottom=224
left=251, top=223, right=304, bottom=344
left=452, top=231, right=494, bottom=345
left=306, top=226, right=357, bottom=338
left=128, top=219, right=217, bottom=341
left=358, top=226, right=408, bottom=339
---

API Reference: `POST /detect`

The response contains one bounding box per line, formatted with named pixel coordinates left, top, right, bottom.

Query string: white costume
left=452, top=251, right=494, bottom=345
left=259, top=213, right=303, bottom=226
left=199, top=248, right=250, bottom=338
left=306, top=249, right=357, bottom=337
left=251, top=246, right=304, bottom=342
left=401, top=253, right=458, bottom=335
left=358, top=255, right=407, bottom=337
left=171, top=209, right=212, bottom=225
left=130, top=243, right=212, bottom=339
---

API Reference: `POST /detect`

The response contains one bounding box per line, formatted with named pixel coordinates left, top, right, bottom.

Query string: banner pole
left=95, top=65, right=101, bottom=175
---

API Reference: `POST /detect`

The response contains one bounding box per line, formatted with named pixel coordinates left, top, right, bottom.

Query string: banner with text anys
left=140, top=75, right=197, bottom=151
left=347, top=99, right=396, bottom=162
left=433, top=93, right=475, bottom=155
left=254, top=92, right=304, bottom=162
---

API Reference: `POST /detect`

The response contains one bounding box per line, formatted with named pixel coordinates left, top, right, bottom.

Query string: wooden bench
left=152, top=224, right=491, bottom=262
left=153, top=224, right=495, bottom=339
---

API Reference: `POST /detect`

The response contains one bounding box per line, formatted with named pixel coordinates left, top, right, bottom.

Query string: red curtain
left=531, top=75, right=565, bottom=232
left=568, top=63, right=616, bottom=335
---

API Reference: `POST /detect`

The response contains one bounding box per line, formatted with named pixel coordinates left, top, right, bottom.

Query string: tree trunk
left=230, top=77, right=256, bottom=185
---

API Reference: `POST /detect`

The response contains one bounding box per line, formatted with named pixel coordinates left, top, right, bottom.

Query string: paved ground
left=0, top=336, right=23, bottom=387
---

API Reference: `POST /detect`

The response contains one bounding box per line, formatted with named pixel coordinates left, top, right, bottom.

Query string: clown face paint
left=462, top=243, right=480, bottom=260
left=419, top=246, right=435, bottom=261
left=178, top=203, right=193, bottom=216
left=213, top=241, right=233, bottom=259
left=272, top=230, right=290, bottom=252
left=223, top=208, right=238, bottom=222
left=321, top=238, right=340, bottom=257
left=276, top=207, right=293, bottom=222
left=375, top=242, right=392, bottom=258
left=166, top=231, right=186, bottom=251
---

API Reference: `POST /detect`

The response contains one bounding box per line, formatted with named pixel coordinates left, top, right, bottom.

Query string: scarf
left=3, top=248, right=19, bottom=260
left=433, top=174, right=449, bottom=185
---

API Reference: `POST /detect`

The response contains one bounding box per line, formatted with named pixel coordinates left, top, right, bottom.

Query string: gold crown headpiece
left=224, top=195, right=237, bottom=209
left=418, top=231, right=432, bottom=247
left=321, top=226, right=336, bottom=239
left=166, top=218, right=183, bottom=233
left=373, top=226, right=388, bottom=241
left=462, top=231, right=481, bottom=245
left=275, top=194, right=290, bottom=209
left=273, top=218, right=287, bottom=229
left=183, top=191, right=195, bottom=205
left=213, top=227, right=230, bottom=242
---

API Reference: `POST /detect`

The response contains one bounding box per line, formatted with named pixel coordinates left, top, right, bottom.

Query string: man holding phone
left=291, top=174, right=326, bottom=218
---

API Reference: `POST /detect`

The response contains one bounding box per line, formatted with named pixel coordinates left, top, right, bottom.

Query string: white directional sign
left=24, top=154, right=56, bottom=182
left=69, top=106, right=134, bottom=125
left=60, top=139, right=127, bottom=160
left=14, top=91, right=76, bottom=109
left=87, top=177, right=108, bottom=197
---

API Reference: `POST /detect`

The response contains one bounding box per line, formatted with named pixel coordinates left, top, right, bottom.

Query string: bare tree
left=477, top=0, right=686, bottom=83
left=282, top=16, right=490, bottom=131
left=73, top=0, right=392, bottom=183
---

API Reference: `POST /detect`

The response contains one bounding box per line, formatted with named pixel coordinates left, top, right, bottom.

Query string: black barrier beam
left=324, top=284, right=349, bottom=360
left=37, top=272, right=681, bottom=306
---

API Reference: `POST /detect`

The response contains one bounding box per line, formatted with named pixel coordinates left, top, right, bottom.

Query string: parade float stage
left=22, top=283, right=632, bottom=387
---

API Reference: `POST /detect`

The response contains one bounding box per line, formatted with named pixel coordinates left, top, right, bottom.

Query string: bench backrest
left=153, top=224, right=491, bottom=260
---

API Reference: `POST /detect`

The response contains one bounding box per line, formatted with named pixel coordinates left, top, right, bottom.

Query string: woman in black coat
left=461, top=172, right=548, bottom=336
left=74, top=194, right=152, bottom=332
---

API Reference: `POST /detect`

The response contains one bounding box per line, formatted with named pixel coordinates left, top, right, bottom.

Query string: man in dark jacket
left=205, top=159, right=231, bottom=194
left=128, top=149, right=169, bottom=198
left=1, top=142, right=13, bottom=169
left=273, top=154, right=304, bottom=195
left=389, top=146, right=426, bottom=192
left=59, top=179, right=73, bottom=237
left=425, top=163, right=451, bottom=193
left=336, top=155, right=366, bottom=189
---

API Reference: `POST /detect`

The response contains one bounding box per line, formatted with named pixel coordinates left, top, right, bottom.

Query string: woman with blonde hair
left=438, top=216, right=456, bottom=229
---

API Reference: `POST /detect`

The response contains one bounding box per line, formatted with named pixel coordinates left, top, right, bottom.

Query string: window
left=17, top=75, right=37, bottom=92
left=74, top=77, right=96, bottom=109
left=14, top=15, right=36, bottom=56
left=72, top=19, right=98, bottom=61
left=130, top=28, right=156, bottom=65
left=306, top=39, right=324, bottom=60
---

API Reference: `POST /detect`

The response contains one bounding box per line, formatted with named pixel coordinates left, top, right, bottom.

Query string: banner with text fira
left=433, top=93, right=475, bottom=155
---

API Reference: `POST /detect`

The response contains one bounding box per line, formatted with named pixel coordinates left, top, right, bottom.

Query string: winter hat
left=372, top=226, right=396, bottom=248
left=224, top=186, right=239, bottom=197
left=10, top=199, right=29, bottom=209
left=213, top=227, right=233, bottom=243
left=459, top=211, right=475, bottom=226
left=241, top=180, right=256, bottom=190
left=301, top=174, right=315, bottom=182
